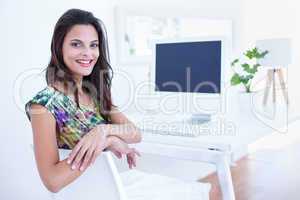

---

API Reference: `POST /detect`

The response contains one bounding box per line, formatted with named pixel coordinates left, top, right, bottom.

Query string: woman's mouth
left=76, top=59, right=93, bottom=68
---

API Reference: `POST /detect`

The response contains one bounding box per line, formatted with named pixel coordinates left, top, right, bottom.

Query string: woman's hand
left=106, top=136, right=131, bottom=156
left=126, top=149, right=141, bottom=169
left=106, top=136, right=141, bottom=169
left=67, top=124, right=108, bottom=171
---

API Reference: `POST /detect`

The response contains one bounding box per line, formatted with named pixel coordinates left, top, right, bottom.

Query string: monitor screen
left=155, top=40, right=221, bottom=94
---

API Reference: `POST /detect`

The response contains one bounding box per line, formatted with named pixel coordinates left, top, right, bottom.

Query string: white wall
left=113, top=0, right=244, bottom=52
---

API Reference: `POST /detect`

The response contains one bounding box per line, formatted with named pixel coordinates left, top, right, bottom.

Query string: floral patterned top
left=25, top=86, right=107, bottom=149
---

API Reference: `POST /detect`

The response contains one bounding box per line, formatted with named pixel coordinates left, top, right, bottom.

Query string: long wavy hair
left=46, top=9, right=114, bottom=122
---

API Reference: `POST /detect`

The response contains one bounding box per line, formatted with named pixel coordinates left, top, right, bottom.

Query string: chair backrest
left=30, top=145, right=127, bottom=200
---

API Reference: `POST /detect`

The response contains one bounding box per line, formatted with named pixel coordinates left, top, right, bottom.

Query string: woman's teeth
left=76, top=60, right=92, bottom=64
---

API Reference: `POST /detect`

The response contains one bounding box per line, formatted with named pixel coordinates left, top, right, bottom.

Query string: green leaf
left=246, top=74, right=254, bottom=79
left=240, top=74, right=253, bottom=85
left=248, top=67, right=257, bottom=74
left=251, top=64, right=260, bottom=73
left=254, top=47, right=269, bottom=59
left=253, top=63, right=260, bottom=68
left=258, top=50, right=269, bottom=59
left=244, top=48, right=257, bottom=59
left=241, top=63, right=260, bottom=74
left=231, top=59, right=239, bottom=67
left=244, top=47, right=269, bottom=60
left=244, top=50, right=253, bottom=59
left=241, top=63, right=250, bottom=71
left=231, top=73, right=241, bottom=85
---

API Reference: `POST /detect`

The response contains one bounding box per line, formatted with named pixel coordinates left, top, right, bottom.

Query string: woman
left=25, top=9, right=141, bottom=193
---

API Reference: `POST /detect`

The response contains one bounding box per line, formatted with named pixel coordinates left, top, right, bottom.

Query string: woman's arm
left=65, top=107, right=141, bottom=171
left=103, top=106, right=142, bottom=144
left=29, top=104, right=112, bottom=193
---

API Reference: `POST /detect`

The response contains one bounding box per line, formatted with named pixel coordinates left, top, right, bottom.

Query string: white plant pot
left=237, top=92, right=256, bottom=116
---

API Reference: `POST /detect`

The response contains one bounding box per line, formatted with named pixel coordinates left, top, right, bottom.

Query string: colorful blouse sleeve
left=25, top=87, right=56, bottom=121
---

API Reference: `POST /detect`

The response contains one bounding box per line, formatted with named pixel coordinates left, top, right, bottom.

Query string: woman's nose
left=80, top=47, right=92, bottom=57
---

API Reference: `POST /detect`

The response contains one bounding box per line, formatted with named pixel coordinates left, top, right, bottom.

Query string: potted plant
left=230, top=47, right=269, bottom=115
left=230, top=47, right=269, bottom=93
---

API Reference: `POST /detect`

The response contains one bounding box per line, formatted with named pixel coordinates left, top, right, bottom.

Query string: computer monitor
left=150, top=36, right=230, bottom=122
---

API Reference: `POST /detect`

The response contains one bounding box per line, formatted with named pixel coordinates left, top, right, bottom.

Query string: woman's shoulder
left=27, top=86, right=56, bottom=107
left=25, top=86, right=60, bottom=119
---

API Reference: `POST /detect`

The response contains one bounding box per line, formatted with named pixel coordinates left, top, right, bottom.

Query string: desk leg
left=216, top=156, right=235, bottom=200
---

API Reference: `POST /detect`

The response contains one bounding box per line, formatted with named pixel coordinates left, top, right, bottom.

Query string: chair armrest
left=29, top=145, right=128, bottom=200
left=132, top=142, right=235, bottom=200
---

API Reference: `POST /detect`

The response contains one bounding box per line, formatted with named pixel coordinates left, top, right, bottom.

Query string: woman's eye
left=91, top=43, right=99, bottom=48
left=71, top=42, right=81, bottom=47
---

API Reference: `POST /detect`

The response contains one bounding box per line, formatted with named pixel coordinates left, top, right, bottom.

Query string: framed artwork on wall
left=114, top=6, right=233, bottom=66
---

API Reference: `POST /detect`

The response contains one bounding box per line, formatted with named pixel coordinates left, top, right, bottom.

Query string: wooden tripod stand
left=263, top=68, right=288, bottom=106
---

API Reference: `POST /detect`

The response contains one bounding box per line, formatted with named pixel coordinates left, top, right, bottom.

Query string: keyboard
left=131, top=114, right=211, bottom=137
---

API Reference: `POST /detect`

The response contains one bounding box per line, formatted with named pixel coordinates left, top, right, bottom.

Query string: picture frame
left=114, top=6, right=233, bottom=66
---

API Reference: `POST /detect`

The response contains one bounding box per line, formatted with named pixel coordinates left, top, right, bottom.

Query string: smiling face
left=62, top=24, right=99, bottom=79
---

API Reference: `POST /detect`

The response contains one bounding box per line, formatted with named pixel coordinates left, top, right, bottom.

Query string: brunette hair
left=46, top=8, right=114, bottom=122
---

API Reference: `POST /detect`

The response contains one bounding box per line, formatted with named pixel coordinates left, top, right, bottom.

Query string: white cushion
left=120, top=170, right=211, bottom=200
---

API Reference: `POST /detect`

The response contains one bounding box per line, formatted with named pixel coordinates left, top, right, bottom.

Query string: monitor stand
left=184, top=113, right=212, bottom=124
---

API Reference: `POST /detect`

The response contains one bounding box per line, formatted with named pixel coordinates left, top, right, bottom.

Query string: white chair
left=51, top=149, right=127, bottom=200
left=30, top=144, right=235, bottom=200
left=131, top=143, right=235, bottom=200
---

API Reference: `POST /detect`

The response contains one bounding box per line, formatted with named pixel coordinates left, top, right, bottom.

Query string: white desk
left=122, top=107, right=273, bottom=200
left=122, top=89, right=278, bottom=200
left=126, top=99, right=275, bottom=164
